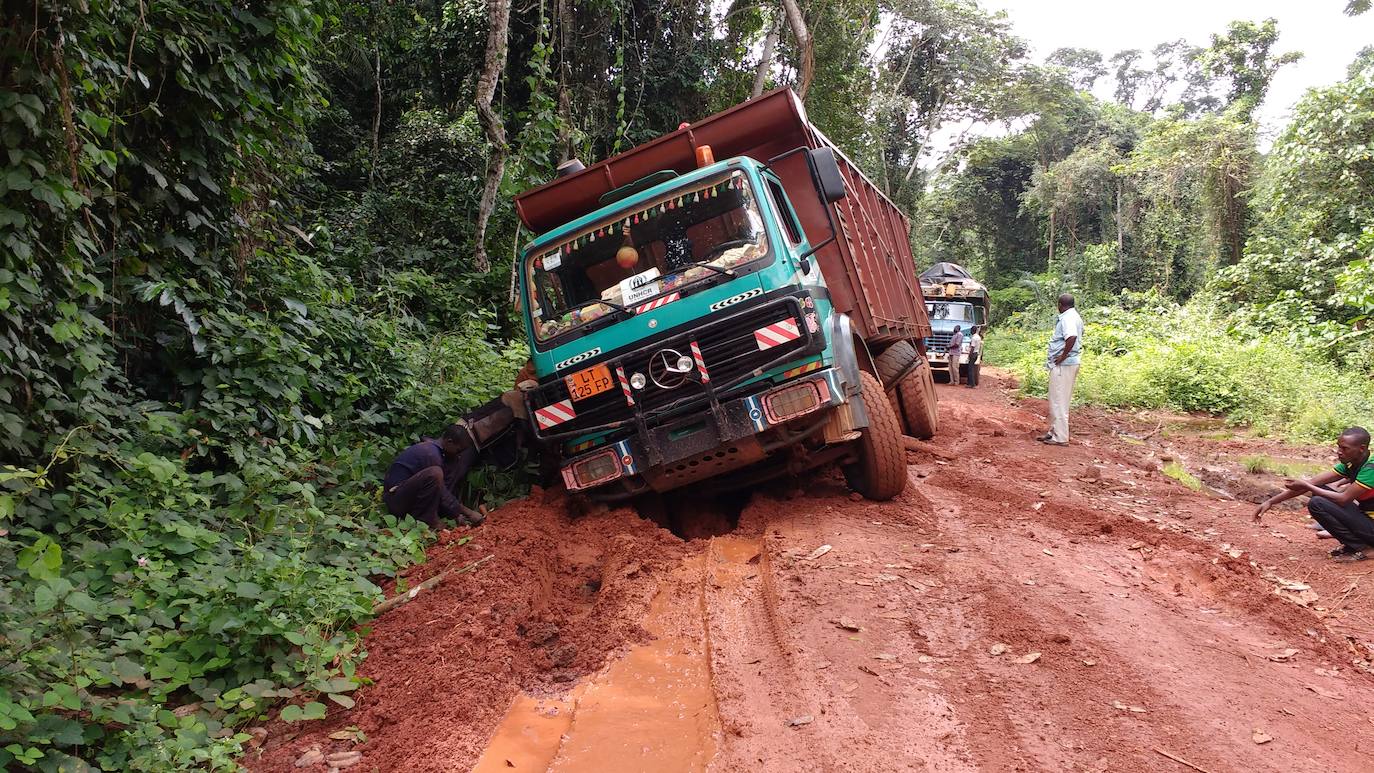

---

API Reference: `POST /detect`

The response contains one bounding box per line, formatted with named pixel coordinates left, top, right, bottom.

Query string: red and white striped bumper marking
left=690, top=340, right=710, bottom=383
left=754, top=318, right=802, bottom=351
left=634, top=292, right=680, bottom=314
left=534, top=399, right=577, bottom=430
left=616, top=365, right=635, bottom=406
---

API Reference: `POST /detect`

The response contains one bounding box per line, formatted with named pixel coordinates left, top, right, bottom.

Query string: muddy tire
left=874, top=340, right=918, bottom=387
left=897, top=360, right=939, bottom=440
left=843, top=371, right=909, bottom=501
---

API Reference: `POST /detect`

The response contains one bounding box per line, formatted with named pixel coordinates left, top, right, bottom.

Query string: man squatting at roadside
left=383, top=424, right=487, bottom=528
left=1253, top=426, right=1374, bottom=562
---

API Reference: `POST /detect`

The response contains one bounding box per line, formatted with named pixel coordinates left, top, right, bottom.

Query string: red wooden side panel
left=807, top=124, right=930, bottom=344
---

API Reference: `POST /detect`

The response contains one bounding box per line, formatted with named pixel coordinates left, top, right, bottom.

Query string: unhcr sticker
left=709, top=288, right=763, bottom=311
left=555, top=347, right=602, bottom=370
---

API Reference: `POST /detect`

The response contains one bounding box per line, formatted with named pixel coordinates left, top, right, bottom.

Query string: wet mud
left=247, top=371, right=1374, bottom=772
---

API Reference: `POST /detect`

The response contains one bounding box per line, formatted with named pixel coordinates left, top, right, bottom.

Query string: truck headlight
left=630, top=372, right=647, bottom=390
left=763, top=381, right=824, bottom=423
left=566, top=449, right=623, bottom=490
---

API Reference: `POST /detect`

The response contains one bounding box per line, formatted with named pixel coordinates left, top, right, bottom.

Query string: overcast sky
left=980, top=0, right=1374, bottom=142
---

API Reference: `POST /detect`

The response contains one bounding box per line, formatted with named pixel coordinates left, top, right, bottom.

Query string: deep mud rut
left=249, top=371, right=1374, bottom=772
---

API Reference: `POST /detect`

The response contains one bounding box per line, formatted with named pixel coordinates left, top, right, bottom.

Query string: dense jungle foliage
left=0, top=0, right=1370, bottom=768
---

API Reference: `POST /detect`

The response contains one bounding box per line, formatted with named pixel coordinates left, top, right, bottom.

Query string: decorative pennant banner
left=544, top=173, right=747, bottom=260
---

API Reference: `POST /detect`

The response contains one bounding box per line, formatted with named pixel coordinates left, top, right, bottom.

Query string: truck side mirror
left=808, top=147, right=846, bottom=203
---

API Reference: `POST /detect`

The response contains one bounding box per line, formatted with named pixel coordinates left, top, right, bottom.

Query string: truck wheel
left=843, top=371, right=908, bottom=501
left=874, top=341, right=917, bottom=387
left=898, top=360, right=939, bottom=440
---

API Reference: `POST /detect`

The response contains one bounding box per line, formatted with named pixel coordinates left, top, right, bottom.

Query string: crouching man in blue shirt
left=382, top=424, right=487, bottom=528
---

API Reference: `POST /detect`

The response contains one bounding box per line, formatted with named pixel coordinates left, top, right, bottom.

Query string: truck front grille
left=529, top=298, right=811, bottom=439
left=925, top=331, right=954, bottom=352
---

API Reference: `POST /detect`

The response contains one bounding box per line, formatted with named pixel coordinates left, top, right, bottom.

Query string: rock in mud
left=549, top=643, right=578, bottom=667
left=522, top=621, right=559, bottom=645
left=326, top=750, right=363, bottom=768
left=294, top=746, right=324, bottom=768
left=245, top=727, right=268, bottom=749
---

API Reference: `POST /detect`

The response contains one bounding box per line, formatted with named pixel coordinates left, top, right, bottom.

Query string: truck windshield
left=926, top=302, right=982, bottom=324
left=526, top=170, right=770, bottom=343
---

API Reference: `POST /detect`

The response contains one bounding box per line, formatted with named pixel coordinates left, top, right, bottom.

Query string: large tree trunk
left=751, top=21, right=779, bottom=98
left=1047, top=208, right=1056, bottom=267
left=555, top=0, right=574, bottom=159
left=1115, top=181, right=1124, bottom=265
left=473, top=0, right=512, bottom=274
left=370, top=47, right=381, bottom=187
left=778, top=0, right=813, bottom=100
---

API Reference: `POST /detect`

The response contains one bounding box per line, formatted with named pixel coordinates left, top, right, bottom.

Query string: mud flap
left=827, top=312, right=865, bottom=399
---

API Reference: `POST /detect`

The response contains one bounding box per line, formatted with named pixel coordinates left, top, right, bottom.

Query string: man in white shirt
left=1038, top=294, right=1083, bottom=446
left=966, top=327, right=983, bottom=388
left=946, top=325, right=964, bottom=386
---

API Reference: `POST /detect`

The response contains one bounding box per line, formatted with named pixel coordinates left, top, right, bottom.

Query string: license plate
left=565, top=363, right=614, bottom=401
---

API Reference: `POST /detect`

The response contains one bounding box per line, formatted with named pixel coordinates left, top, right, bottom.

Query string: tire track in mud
left=704, top=482, right=978, bottom=772
left=701, top=530, right=836, bottom=771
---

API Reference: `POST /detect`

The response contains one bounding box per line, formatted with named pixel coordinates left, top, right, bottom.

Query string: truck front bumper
left=560, top=366, right=851, bottom=493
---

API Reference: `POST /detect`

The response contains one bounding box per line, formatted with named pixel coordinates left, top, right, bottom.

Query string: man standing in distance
left=946, top=325, right=964, bottom=386
left=1038, top=294, right=1082, bottom=446
left=966, top=326, right=984, bottom=388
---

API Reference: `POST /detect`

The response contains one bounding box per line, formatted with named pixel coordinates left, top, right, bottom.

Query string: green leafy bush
left=988, top=293, right=1374, bottom=442
left=0, top=4, right=529, bottom=769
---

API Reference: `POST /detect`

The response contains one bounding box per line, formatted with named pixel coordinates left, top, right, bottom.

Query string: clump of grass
left=1240, top=455, right=1324, bottom=477
left=1162, top=462, right=1203, bottom=490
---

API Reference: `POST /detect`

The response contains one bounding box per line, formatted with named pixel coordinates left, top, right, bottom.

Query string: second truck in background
left=919, top=262, right=990, bottom=385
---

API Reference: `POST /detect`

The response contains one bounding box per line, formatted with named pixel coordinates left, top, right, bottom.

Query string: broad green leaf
left=33, top=584, right=56, bottom=612
left=301, top=702, right=327, bottom=720
left=113, top=656, right=146, bottom=684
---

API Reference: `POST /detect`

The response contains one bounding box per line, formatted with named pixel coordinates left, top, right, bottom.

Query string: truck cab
left=520, top=158, right=851, bottom=498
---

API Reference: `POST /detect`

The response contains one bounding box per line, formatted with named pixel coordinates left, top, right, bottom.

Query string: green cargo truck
left=513, top=90, right=939, bottom=502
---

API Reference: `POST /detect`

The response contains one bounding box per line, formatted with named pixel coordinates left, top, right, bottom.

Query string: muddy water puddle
left=474, top=535, right=766, bottom=772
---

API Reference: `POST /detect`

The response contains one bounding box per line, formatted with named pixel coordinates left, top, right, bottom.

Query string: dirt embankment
left=247, top=370, right=1374, bottom=772
left=249, top=493, right=692, bottom=771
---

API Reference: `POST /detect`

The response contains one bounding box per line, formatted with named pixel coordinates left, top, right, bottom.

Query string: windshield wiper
left=680, top=260, right=736, bottom=279
left=570, top=297, right=632, bottom=316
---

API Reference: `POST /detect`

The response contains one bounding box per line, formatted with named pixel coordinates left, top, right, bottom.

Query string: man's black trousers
left=1308, top=495, right=1374, bottom=551
left=383, top=466, right=444, bottom=527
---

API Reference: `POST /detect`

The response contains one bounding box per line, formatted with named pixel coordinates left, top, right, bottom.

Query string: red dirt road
left=249, top=371, right=1374, bottom=772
